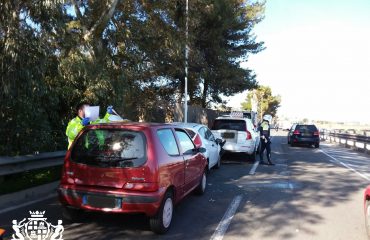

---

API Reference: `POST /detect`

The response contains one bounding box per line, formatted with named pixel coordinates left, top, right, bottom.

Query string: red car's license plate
left=83, top=195, right=121, bottom=209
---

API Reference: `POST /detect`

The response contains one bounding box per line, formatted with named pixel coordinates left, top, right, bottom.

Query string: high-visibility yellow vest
left=261, top=121, right=269, bottom=131
left=65, top=113, right=111, bottom=149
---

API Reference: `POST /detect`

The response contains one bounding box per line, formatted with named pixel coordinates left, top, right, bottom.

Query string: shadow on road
left=220, top=134, right=368, bottom=239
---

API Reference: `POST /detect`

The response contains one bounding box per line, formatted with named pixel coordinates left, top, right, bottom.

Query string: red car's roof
left=87, top=121, right=178, bottom=129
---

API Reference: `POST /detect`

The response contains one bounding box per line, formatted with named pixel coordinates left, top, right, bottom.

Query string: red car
left=58, top=122, right=208, bottom=234
left=364, top=186, right=370, bottom=238
left=0, top=228, right=5, bottom=240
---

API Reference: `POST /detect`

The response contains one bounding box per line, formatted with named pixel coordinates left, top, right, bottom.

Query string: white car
left=173, top=122, right=223, bottom=170
left=211, top=117, right=260, bottom=160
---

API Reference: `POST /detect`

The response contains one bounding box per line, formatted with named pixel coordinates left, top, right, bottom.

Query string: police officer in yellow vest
left=66, top=102, right=113, bottom=149
left=259, top=114, right=275, bottom=165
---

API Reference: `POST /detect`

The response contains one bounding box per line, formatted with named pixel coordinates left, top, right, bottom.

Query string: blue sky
left=228, top=0, right=370, bottom=123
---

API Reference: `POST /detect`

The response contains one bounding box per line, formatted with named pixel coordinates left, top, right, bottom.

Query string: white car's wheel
left=214, top=155, right=221, bottom=169
left=195, top=170, right=207, bottom=195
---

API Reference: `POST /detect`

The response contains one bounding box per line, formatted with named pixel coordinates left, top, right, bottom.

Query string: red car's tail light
left=313, top=131, right=319, bottom=136
left=293, top=130, right=300, bottom=135
left=61, top=163, right=74, bottom=185
left=246, top=130, right=252, bottom=140
left=0, top=228, right=5, bottom=238
left=124, top=182, right=159, bottom=192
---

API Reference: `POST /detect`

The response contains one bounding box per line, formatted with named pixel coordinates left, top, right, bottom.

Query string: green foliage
left=242, top=85, right=281, bottom=119
left=0, top=0, right=265, bottom=155
left=188, top=0, right=265, bottom=107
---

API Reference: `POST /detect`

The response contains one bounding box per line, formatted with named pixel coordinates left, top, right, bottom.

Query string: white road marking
left=0, top=193, right=57, bottom=215
left=210, top=195, right=243, bottom=240
left=320, top=149, right=370, bottom=181
left=249, top=160, right=259, bottom=175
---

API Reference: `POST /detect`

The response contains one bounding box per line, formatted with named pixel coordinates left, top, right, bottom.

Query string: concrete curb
left=0, top=181, right=59, bottom=213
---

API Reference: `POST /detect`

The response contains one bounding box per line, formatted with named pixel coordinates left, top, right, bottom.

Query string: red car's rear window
left=71, top=129, right=147, bottom=168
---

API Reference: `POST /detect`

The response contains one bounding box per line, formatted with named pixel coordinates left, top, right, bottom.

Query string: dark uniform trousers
left=259, top=138, right=272, bottom=163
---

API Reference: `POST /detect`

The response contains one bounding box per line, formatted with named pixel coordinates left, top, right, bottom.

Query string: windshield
left=212, top=119, right=247, bottom=131
left=71, top=129, right=147, bottom=168
left=296, top=125, right=318, bottom=132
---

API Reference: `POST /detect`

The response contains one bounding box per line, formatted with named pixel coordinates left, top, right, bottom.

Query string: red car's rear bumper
left=58, top=185, right=166, bottom=217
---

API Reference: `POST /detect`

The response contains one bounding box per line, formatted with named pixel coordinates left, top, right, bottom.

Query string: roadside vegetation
left=241, top=85, right=281, bottom=120
left=0, top=0, right=265, bottom=156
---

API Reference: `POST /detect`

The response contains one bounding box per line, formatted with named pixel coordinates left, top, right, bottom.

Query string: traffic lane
left=222, top=134, right=368, bottom=239
left=222, top=135, right=301, bottom=240
left=319, top=142, right=370, bottom=181
left=283, top=141, right=368, bottom=239
left=0, top=155, right=256, bottom=240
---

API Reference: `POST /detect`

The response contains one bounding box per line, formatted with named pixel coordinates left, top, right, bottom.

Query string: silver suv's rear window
left=212, top=119, right=246, bottom=131
left=71, top=129, right=147, bottom=168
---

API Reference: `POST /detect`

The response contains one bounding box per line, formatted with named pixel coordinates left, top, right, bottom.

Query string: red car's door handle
left=185, top=159, right=190, bottom=166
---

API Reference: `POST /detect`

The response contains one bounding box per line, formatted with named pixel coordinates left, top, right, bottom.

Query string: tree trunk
left=201, top=77, right=209, bottom=108
left=82, top=0, right=120, bottom=60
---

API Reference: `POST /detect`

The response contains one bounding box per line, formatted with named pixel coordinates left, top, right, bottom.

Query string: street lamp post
left=184, top=0, right=188, bottom=123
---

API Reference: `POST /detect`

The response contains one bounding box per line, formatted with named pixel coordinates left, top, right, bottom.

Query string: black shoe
left=260, top=161, right=268, bottom=165
left=268, top=162, right=275, bottom=166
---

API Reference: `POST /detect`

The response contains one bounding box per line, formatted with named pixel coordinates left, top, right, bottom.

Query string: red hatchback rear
left=58, top=122, right=208, bottom=234
left=364, top=185, right=370, bottom=239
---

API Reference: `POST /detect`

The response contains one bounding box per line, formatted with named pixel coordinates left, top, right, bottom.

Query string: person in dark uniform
left=259, top=114, right=275, bottom=165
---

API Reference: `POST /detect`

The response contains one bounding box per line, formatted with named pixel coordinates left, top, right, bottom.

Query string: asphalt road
left=1, top=131, right=369, bottom=240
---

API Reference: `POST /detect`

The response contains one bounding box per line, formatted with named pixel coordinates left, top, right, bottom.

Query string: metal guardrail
left=0, top=151, right=66, bottom=177
left=320, top=131, right=370, bottom=153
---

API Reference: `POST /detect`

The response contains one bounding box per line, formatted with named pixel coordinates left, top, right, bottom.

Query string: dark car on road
left=287, top=124, right=320, bottom=148
left=58, top=122, right=208, bottom=234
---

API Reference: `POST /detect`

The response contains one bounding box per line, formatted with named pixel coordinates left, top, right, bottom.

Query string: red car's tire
left=150, top=191, right=174, bottom=234
left=62, top=206, right=83, bottom=223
